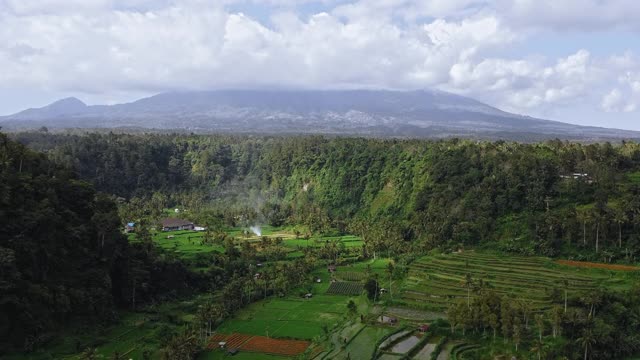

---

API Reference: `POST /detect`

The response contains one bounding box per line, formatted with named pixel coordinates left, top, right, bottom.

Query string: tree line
left=446, top=275, right=640, bottom=359
left=13, top=132, right=640, bottom=261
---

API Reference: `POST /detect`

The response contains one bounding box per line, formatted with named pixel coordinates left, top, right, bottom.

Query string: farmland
left=556, top=259, right=640, bottom=271
left=326, top=281, right=364, bottom=295
left=128, top=225, right=363, bottom=264
left=212, top=295, right=352, bottom=340
left=128, top=229, right=223, bottom=261
left=400, top=251, right=637, bottom=311
left=207, top=333, right=310, bottom=356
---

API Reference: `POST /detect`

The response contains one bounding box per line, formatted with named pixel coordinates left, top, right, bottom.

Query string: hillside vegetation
left=14, top=132, right=640, bottom=261
left=3, top=131, right=640, bottom=359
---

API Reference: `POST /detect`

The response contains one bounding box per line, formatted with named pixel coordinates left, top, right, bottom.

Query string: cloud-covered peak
left=1, top=0, right=640, bottom=129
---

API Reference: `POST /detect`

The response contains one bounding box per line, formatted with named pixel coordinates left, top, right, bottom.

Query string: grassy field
left=128, top=226, right=363, bottom=263
left=199, top=263, right=371, bottom=359
left=214, top=295, right=348, bottom=340
left=400, top=251, right=638, bottom=311
left=213, top=266, right=358, bottom=341
left=129, top=229, right=224, bottom=261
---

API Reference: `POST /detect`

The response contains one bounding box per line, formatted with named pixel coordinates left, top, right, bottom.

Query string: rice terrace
left=400, top=252, right=634, bottom=312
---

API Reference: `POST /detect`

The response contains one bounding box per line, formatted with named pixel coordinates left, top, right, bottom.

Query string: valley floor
left=7, top=227, right=640, bottom=360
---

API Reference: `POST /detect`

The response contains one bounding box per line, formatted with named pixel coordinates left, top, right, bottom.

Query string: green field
left=214, top=266, right=359, bottom=341
left=128, top=225, right=363, bottom=263
left=400, top=251, right=637, bottom=311
left=214, top=296, right=348, bottom=340
left=280, top=235, right=363, bottom=249
left=129, top=230, right=224, bottom=260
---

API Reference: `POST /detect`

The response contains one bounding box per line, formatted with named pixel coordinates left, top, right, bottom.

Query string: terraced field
left=326, top=281, right=364, bottom=295
left=400, top=252, right=624, bottom=311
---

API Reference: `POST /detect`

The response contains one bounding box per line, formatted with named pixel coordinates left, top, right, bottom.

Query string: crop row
left=239, top=335, right=310, bottom=356
left=405, top=280, right=550, bottom=301
left=409, top=271, right=595, bottom=293
left=326, top=281, right=364, bottom=296
left=413, top=258, right=597, bottom=282
left=557, top=260, right=640, bottom=271
left=336, top=271, right=366, bottom=281
left=410, top=262, right=595, bottom=284
left=446, top=252, right=547, bottom=263
left=401, top=253, right=603, bottom=310
left=225, top=333, right=253, bottom=349
left=451, top=343, right=481, bottom=360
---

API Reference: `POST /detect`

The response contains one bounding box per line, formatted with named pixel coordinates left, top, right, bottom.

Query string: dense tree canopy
left=14, top=133, right=640, bottom=261
left=0, top=133, right=201, bottom=352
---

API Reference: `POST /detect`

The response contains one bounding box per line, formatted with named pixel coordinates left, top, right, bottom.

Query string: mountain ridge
left=1, top=89, right=637, bottom=141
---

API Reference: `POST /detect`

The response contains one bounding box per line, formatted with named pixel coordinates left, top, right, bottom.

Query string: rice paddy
left=400, top=251, right=636, bottom=311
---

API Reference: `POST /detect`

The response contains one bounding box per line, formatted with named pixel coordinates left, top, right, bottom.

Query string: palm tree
left=576, top=208, right=590, bottom=246
left=534, top=313, right=545, bottom=341
left=519, top=300, right=533, bottom=329
left=80, top=347, right=97, bottom=360
left=446, top=304, right=458, bottom=334
left=591, top=208, right=603, bottom=253
left=582, top=291, right=603, bottom=319
left=530, top=338, right=545, bottom=360
left=386, top=261, right=395, bottom=301
left=513, top=324, right=521, bottom=352
left=489, top=313, right=499, bottom=341
left=563, top=279, right=569, bottom=313
left=577, top=328, right=596, bottom=360
left=613, top=208, right=628, bottom=248
left=462, top=273, right=473, bottom=309
left=550, top=305, right=563, bottom=338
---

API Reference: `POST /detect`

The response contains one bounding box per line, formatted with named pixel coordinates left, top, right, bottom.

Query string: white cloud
left=601, top=70, right=640, bottom=113
left=602, top=89, right=625, bottom=112
left=1, top=0, right=640, bottom=128
left=495, top=0, right=640, bottom=31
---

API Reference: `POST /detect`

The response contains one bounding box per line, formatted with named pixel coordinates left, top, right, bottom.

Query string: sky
left=1, top=0, right=640, bottom=130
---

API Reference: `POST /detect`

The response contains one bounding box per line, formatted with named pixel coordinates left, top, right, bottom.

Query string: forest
left=13, top=131, right=640, bottom=261
left=3, top=130, right=640, bottom=359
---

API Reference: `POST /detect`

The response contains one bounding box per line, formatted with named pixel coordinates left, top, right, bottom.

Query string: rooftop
left=161, top=218, right=193, bottom=227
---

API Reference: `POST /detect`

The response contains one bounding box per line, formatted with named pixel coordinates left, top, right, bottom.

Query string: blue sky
left=1, top=0, right=640, bottom=130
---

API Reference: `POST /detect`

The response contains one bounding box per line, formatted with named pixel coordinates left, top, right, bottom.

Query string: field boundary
left=556, top=259, right=640, bottom=271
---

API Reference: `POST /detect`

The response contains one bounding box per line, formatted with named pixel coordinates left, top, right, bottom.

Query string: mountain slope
left=1, top=89, right=637, bottom=140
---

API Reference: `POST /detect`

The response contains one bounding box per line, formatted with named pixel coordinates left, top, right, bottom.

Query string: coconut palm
left=462, top=273, right=473, bottom=309
left=513, top=323, right=522, bottom=352
left=386, top=261, right=394, bottom=301
left=577, top=328, right=596, bottom=360
left=530, top=338, right=545, bottom=360
left=613, top=208, right=628, bottom=248
left=563, top=278, right=569, bottom=313
left=80, top=347, right=97, bottom=360
left=535, top=313, right=545, bottom=341
left=576, top=208, right=590, bottom=246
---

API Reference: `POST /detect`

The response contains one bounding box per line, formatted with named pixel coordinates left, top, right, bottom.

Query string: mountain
left=1, top=89, right=637, bottom=141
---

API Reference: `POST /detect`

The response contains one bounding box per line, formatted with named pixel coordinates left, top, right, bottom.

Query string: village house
left=560, top=172, right=593, bottom=183
left=125, top=222, right=135, bottom=233
left=161, top=218, right=195, bottom=231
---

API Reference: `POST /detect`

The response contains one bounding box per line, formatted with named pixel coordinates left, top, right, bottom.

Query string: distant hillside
left=1, top=89, right=638, bottom=141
